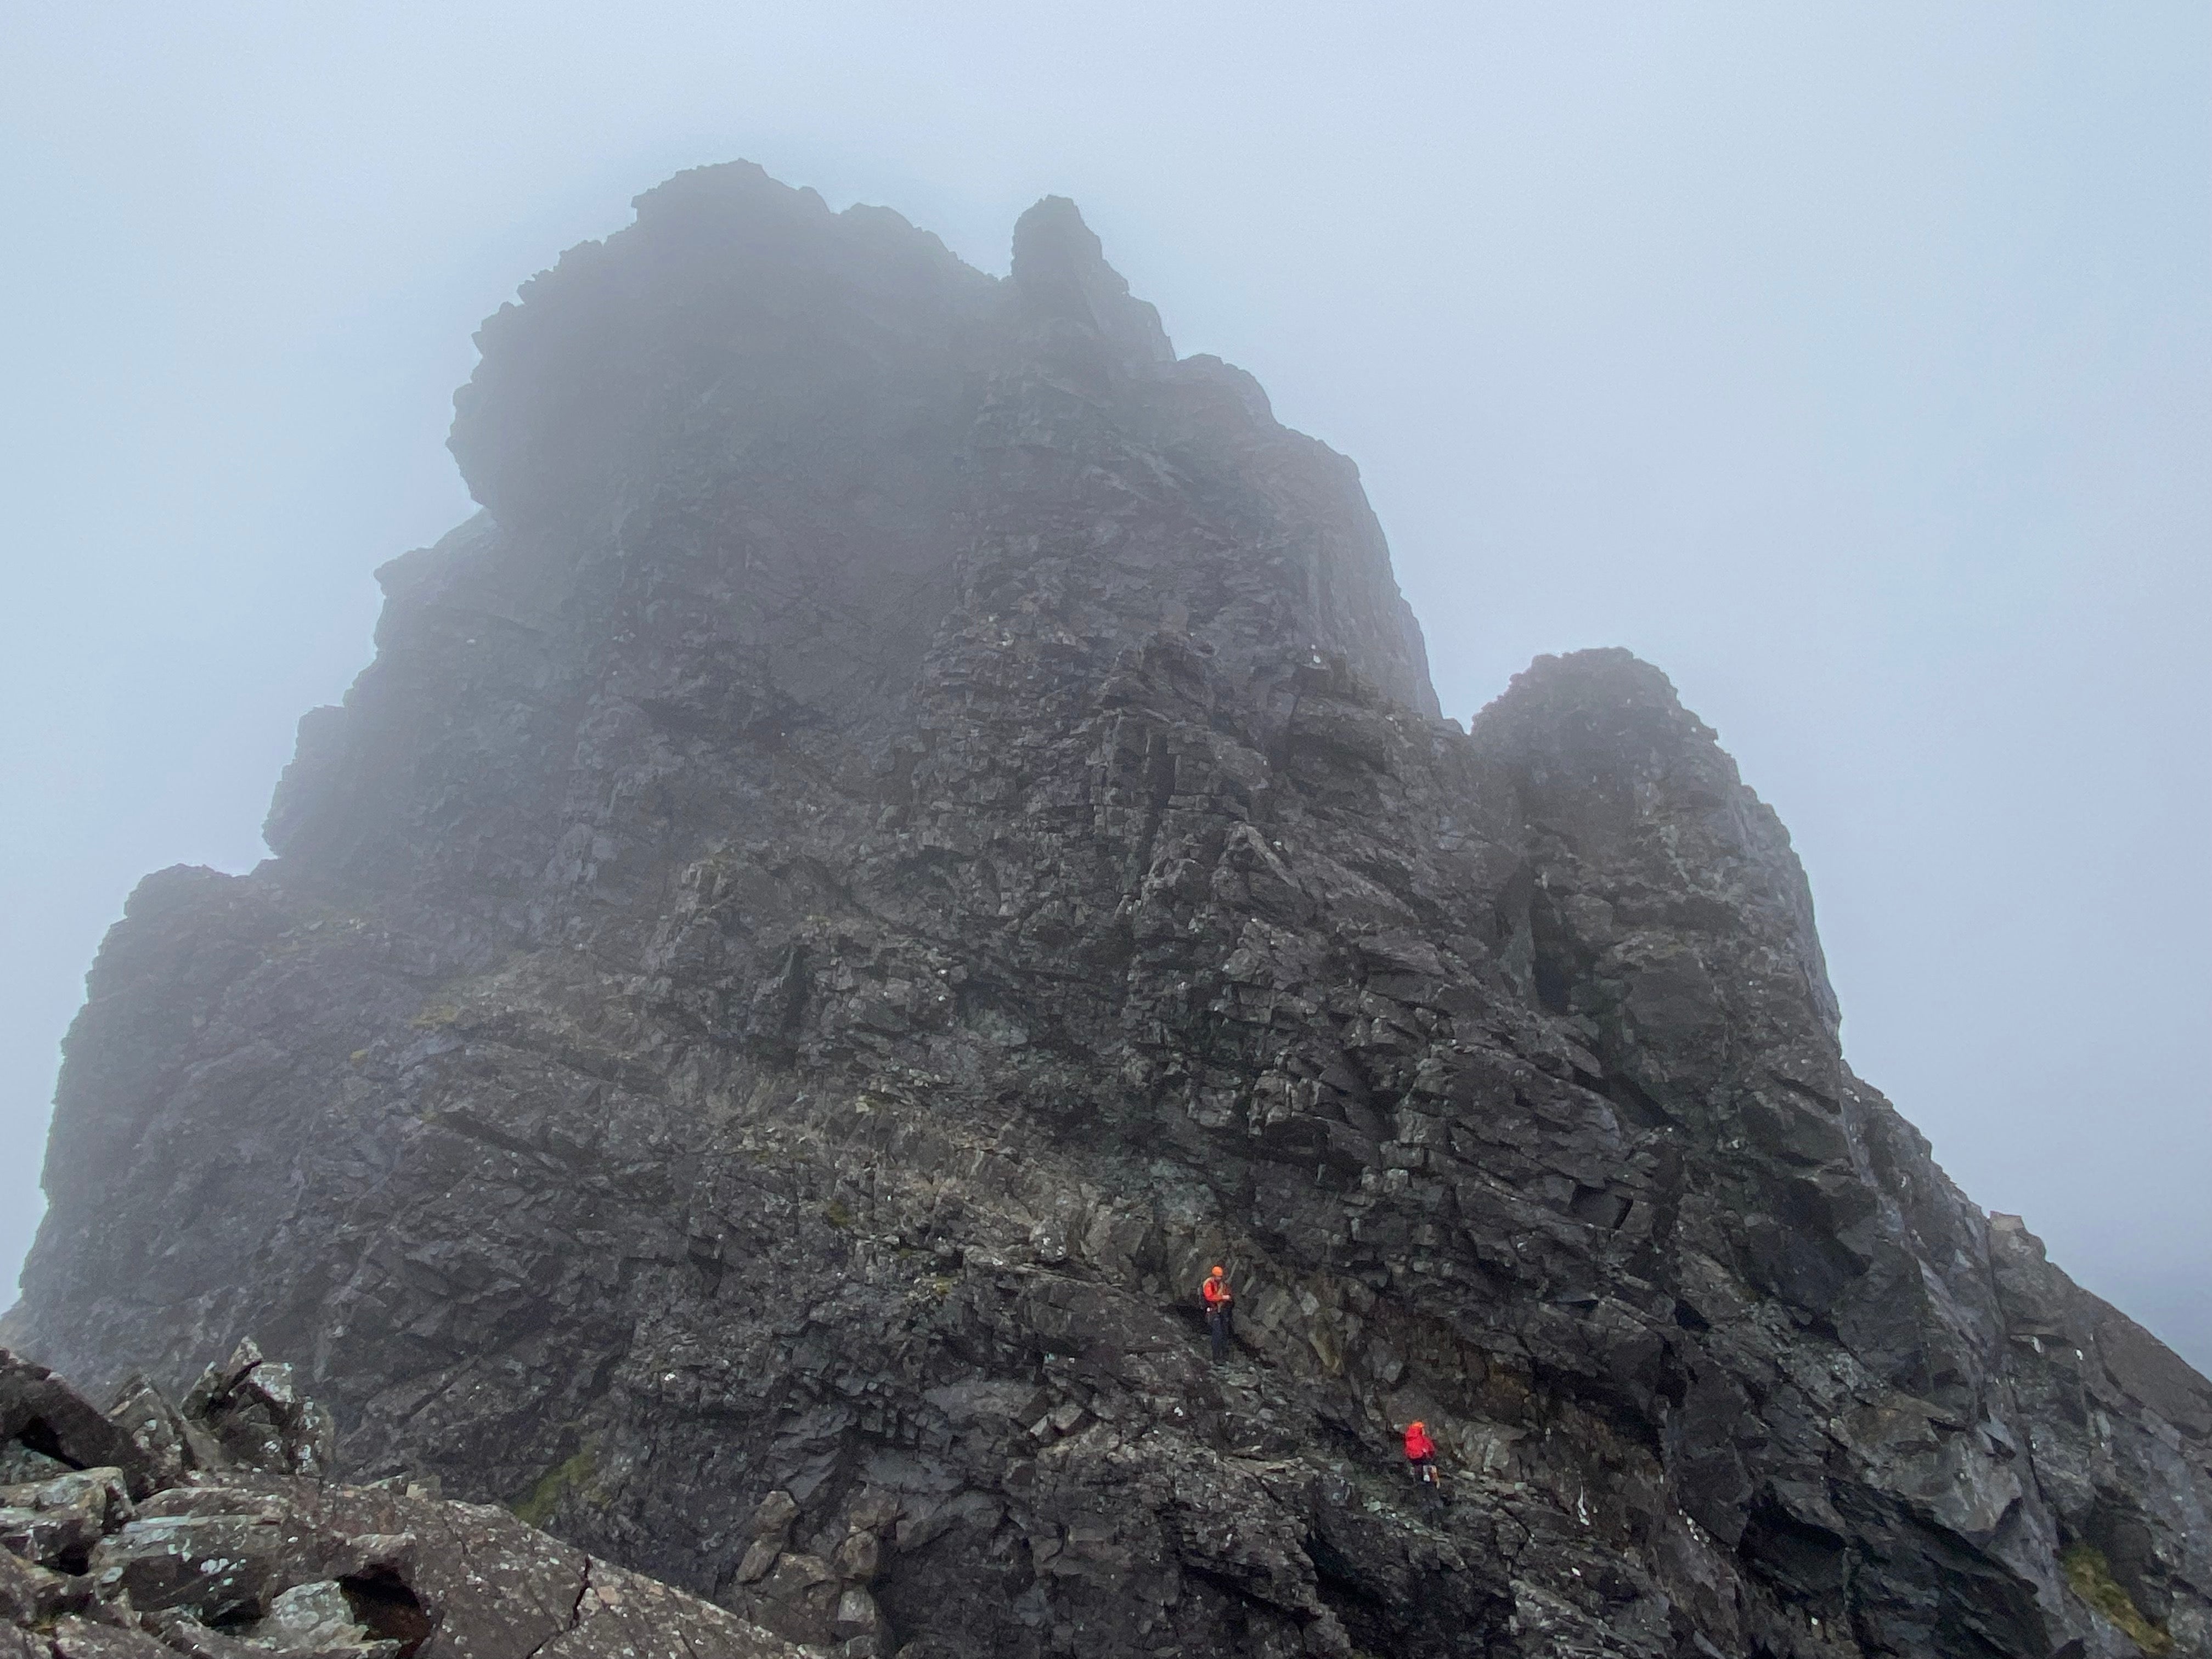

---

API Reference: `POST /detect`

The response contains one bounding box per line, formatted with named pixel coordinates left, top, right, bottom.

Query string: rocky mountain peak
left=1006, top=194, right=1176, bottom=370
left=9, top=164, right=2206, bottom=1659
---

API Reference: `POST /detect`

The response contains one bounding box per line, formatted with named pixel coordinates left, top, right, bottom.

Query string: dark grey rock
left=7, top=161, right=2207, bottom=1658
left=0, top=1361, right=805, bottom=1659
left=91, top=1506, right=290, bottom=1622
left=0, top=1359, right=156, bottom=1500
left=0, top=1468, right=131, bottom=1573
left=105, top=1379, right=215, bottom=1491
left=47, top=1617, right=176, bottom=1659
left=176, top=1344, right=334, bottom=1480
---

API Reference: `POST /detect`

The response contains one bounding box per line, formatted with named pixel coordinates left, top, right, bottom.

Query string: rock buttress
left=11, top=162, right=2207, bottom=1659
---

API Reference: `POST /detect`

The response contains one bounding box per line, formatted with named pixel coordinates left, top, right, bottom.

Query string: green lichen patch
left=512, top=1446, right=597, bottom=1528
left=2062, top=1543, right=2171, bottom=1655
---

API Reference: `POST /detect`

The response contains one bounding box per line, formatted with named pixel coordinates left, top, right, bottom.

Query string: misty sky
left=3, top=5, right=2206, bottom=1368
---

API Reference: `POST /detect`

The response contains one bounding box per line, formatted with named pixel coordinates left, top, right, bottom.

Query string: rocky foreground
left=1, top=1344, right=809, bottom=1659
left=8, top=163, right=2210, bottom=1657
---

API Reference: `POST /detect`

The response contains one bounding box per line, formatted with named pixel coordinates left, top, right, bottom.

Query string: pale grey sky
left=3, top=4, right=2207, bottom=1367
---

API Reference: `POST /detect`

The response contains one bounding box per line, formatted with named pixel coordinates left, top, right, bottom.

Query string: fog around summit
left=2, top=3, right=2205, bottom=1364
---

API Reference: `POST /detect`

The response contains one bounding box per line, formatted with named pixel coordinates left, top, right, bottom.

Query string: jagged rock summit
left=9, top=162, right=2209, bottom=1658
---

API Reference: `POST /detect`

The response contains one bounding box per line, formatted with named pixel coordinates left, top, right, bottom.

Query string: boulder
left=0, top=1358, right=806, bottom=1659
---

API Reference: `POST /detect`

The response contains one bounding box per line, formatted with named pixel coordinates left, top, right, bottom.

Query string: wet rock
left=0, top=1358, right=806, bottom=1659
left=0, top=1450, right=71, bottom=1488
left=0, top=1543, right=85, bottom=1623
left=0, top=1359, right=154, bottom=1499
left=729, top=1540, right=779, bottom=1588
left=106, top=1379, right=217, bottom=1489
left=831, top=1587, right=880, bottom=1641
left=743, top=1492, right=798, bottom=1544
left=828, top=1531, right=877, bottom=1584
left=749, top=1553, right=837, bottom=1645
left=179, top=1346, right=333, bottom=1479
left=250, top=1581, right=390, bottom=1655
left=139, top=1612, right=269, bottom=1659
left=90, top=1510, right=290, bottom=1622
left=7, top=162, right=2208, bottom=1659
left=47, top=1618, right=175, bottom=1659
left=731, top=1488, right=797, bottom=1587
left=0, top=1468, right=130, bottom=1572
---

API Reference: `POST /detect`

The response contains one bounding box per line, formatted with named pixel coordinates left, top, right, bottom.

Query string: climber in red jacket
left=1200, top=1266, right=1234, bottom=1362
left=1404, top=1420, right=1440, bottom=1487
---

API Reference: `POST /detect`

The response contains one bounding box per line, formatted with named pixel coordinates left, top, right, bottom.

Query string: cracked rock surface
left=0, top=1347, right=803, bottom=1659
left=8, top=162, right=2209, bottom=1657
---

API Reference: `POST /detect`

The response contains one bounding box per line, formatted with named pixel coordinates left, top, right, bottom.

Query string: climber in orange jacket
left=1200, top=1266, right=1234, bottom=1362
left=1404, top=1420, right=1440, bottom=1487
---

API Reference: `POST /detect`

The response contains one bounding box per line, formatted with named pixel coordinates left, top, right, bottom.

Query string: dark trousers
left=1207, top=1304, right=1233, bottom=1360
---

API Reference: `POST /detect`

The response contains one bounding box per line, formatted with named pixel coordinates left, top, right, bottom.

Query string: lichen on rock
left=0, top=1348, right=800, bottom=1659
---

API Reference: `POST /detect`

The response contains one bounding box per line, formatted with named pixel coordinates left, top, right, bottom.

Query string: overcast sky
left=3, top=3, right=2205, bottom=1369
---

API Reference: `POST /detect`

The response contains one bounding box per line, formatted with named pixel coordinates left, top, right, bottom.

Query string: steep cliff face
left=11, top=162, right=2208, bottom=1659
